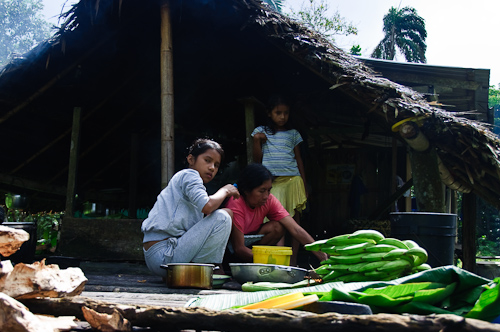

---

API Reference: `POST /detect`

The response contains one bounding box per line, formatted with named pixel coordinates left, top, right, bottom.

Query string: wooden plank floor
left=79, top=261, right=241, bottom=307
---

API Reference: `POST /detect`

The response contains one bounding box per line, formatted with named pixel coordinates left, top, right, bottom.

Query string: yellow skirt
left=270, top=176, right=307, bottom=218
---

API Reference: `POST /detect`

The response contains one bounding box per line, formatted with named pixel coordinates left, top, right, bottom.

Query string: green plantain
left=360, top=252, right=389, bottom=262
left=403, top=239, right=420, bottom=249
left=304, top=239, right=329, bottom=251
left=364, top=244, right=399, bottom=253
left=320, top=244, right=356, bottom=255
left=325, top=234, right=377, bottom=246
left=376, top=259, right=412, bottom=272
left=357, top=260, right=387, bottom=273
left=348, top=229, right=385, bottom=243
left=405, top=247, right=429, bottom=266
left=334, top=242, right=375, bottom=255
left=322, top=269, right=351, bottom=281
left=382, top=248, right=408, bottom=260
left=411, top=263, right=432, bottom=272
left=326, top=253, right=366, bottom=265
left=377, top=238, right=410, bottom=250
left=314, top=264, right=333, bottom=275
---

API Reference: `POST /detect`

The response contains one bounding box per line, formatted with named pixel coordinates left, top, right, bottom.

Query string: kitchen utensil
left=212, top=274, right=231, bottom=288
left=161, top=263, right=215, bottom=289
left=229, top=263, right=308, bottom=284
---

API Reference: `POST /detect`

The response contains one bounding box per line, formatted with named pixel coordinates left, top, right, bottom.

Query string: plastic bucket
left=390, top=212, right=457, bottom=268
left=0, top=222, right=37, bottom=264
left=252, top=245, right=292, bottom=265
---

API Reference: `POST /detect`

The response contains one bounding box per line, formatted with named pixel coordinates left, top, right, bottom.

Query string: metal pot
left=160, top=263, right=215, bottom=289
left=229, top=263, right=308, bottom=284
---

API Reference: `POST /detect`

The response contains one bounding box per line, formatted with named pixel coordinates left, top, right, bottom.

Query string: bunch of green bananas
left=306, top=229, right=431, bottom=283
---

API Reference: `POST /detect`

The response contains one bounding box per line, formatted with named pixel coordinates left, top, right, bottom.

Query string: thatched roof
left=0, top=0, right=499, bottom=211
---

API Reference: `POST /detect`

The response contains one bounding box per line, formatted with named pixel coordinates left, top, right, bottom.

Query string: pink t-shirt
left=225, top=194, right=290, bottom=234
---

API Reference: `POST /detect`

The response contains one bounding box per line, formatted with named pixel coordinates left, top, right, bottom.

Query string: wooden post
left=65, top=107, right=81, bottom=217
left=128, top=134, right=138, bottom=219
left=160, top=0, right=175, bottom=189
left=462, top=193, right=477, bottom=273
left=238, top=97, right=258, bottom=165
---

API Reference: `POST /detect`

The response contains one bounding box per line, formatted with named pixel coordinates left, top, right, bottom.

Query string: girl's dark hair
left=187, top=138, right=224, bottom=164
left=264, top=94, right=292, bottom=135
left=237, top=163, right=273, bottom=199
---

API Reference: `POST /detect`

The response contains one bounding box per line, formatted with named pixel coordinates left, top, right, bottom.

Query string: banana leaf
left=187, top=266, right=497, bottom=322
left=466, top=277, right=500, bottom=322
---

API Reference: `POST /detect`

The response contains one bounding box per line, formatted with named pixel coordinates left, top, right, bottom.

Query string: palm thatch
left=0, top=0, right=498, bottom=212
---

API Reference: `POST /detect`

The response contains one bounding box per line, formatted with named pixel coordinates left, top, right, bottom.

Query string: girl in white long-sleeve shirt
left=141, top=138, right=239, bottom=277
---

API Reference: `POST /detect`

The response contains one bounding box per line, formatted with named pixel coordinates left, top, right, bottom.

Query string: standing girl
left=252, top=95, right=307, bottom=266
left=142, top=138, right=239, bottom=277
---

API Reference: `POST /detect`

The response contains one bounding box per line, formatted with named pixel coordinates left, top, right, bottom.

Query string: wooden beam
left=65, top=107, right=81, bottom=217
left=160, top=0, right=175, bottom=189
left=462, top=193, right=477, bottom=273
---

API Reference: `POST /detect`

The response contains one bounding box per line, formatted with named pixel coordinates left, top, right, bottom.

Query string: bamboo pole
left=160, top=1, right=175, bottom=189
left=65, top=107, right=82, bottom=217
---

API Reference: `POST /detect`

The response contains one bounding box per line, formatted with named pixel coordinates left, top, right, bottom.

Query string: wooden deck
left=79, top=261, right=241, bottom=307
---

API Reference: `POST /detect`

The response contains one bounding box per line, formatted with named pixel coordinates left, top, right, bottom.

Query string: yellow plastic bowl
left=252, top=245, right=292, bottom=266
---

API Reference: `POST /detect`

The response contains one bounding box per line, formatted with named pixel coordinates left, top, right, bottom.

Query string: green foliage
left=456, top=193, right=500, bottom=257
left=489, top=84, right=500, bottom=108
left=0, top=0, right=50, bottom=66
left=287, top=0, right=358, bottom=43
left=350, top=45, right=362, bottom=56
left=371, top=6, right=427, bottom=63
left=31, top=211, right=62, bottom=253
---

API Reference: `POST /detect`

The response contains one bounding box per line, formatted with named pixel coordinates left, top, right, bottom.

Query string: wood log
left=20, top=296, right=500, bottom=332
left=0, top=259, right=87, bottom=300
left=0, top=225, right=29, bottom=257
left=82, top=307, right=132, bottom=332
left=400, top=121, right=445, bottom=212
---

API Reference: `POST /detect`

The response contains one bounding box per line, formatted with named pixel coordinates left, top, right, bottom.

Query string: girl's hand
left=223, top=184, right=240, bottom=199
left=253, top=133, right=267, bottom=143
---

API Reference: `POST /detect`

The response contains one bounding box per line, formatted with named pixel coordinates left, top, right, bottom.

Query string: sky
left=41, top=0, right=500, bottom=86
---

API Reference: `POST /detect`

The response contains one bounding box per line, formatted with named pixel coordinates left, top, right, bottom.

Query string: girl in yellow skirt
left=252, top=95, right=307, bottom=266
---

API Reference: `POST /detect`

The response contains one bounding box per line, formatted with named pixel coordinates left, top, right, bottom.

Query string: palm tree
left=371, top=6, right=427, bottom=63
left=262, top=0, right=284, bottom=12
